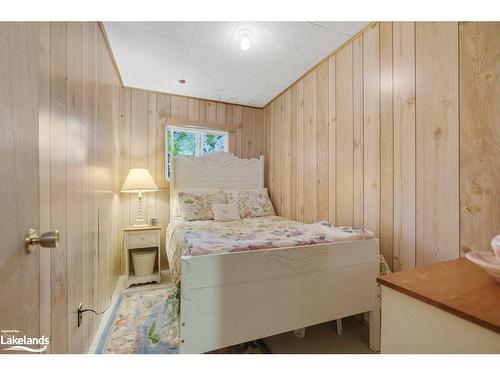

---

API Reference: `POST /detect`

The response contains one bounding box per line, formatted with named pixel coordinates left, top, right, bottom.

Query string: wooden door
left=0, top=23, right=42, bottom=352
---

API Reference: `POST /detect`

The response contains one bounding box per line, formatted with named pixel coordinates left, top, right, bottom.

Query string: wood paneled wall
left=459, top=22, right=500, bottom=256
left=39, top=22, right=122, bottom=353
left=119, top=88, right=263, bottom=270
left=264, top=22, right=500, bottom=272
left=264, top=23, right=384, bottom=253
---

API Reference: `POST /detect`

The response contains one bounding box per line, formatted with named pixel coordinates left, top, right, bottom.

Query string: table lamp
left=121, top=168, right=158, bottom=227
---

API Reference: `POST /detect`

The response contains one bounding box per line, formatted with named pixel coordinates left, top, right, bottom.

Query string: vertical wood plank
left=416, top=22, right=459, bottom=266
left=206, top=101, right=217, bottom=123
left=97, top=30, right=107, bottom=312
left=156, top=93, right=170, bottom=187
left=255, top=109, right=263, bottom=157
left=225, top=104, right=234, bottom=129
left=379, top=22, right=394, bottom=269
left=50, top=21, right=68, bottom=354
left=130, top=89, right=149, bottom=169
left=233, top=106, right=243, bottom=157
left=111, top=35, right=120, bottom=300
left=120, top=88, right=132, bottom=228
left=80, top=21, right=89, bottom=347
left=336, top=43, right=354, bottom=226
left=459, top=22, right=500, bottom=255
left=363, top=23, right=381, bottom=236
left=282, top=90, right=292, bottom=218
left=187, top=98, right=199, bottom=122
left=328, top=56, right=337, bottom=225
left=228, top=134, right=236, bottom=154
left=226, top=105, right=236, bottom=154
left=242, top=107, right=256, bottom=158
left=264, top=105, right=272, bottom=190
left=271, top=97, right=283, bottom=214
left=198, top=100, right=206, bottom=122
left=101, top=45, right=109, bottom=301
left=80, top=22, right=94, bottom=348
left=353, top=37, right=364, bottom=228
left=147, top=92, right=157, bottom=222
left=66, top=21, right=83, bottom=354
left=39, top=21, right=52, bottom=352
left=393, top=22, right=416, bottom=271
left=129, top=89, right=148, bottom=225
left=171, top=95, right=188, bottom=120
left=91, top=23, right=100, bottom=335
left=290, top=85, right=298, bottom=220
left=226, top=105, right=235, bottom=153
left=295, top=81, right=305, bottom=222
left=303, top=71, right=318, bottom=223
left=316, top=61, right=329, bottom=222
left=216, top=102, right=226, bottom=125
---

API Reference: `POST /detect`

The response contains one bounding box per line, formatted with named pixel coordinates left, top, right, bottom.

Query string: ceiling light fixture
left=239, top=29, right=253, bottom=51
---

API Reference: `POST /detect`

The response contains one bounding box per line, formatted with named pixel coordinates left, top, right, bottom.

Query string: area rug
left=95, top=284, right=270, bottom=354
left=95, top=285, right=180, bottom=354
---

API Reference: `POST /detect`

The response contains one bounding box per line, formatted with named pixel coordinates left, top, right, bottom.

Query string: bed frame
left=170, top=152, right=381, bottom=353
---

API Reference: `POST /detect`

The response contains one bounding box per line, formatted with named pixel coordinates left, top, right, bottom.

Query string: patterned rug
left=95, top=284, right=270, bottom=354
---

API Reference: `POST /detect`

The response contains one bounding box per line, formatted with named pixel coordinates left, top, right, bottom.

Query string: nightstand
left=123, top=226, right=162, bottom=288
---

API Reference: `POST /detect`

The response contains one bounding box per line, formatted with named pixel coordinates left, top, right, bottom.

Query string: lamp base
left=132, top=192, right=148, bottom=228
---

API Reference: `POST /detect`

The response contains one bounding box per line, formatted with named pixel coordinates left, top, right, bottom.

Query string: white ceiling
left=103, top=22, right=369, bottom=107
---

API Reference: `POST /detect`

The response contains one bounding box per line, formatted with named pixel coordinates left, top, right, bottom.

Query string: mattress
left=166, top=215, right=389, bottom=283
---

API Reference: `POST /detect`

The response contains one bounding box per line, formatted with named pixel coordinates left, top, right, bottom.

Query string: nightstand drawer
left=127, top=231, right=159, bottom=248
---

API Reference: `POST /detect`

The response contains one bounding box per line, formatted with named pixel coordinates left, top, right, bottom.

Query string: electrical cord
left=77, top=299, right=112, bottom=327
left=79, top=307, right=104, bottom=316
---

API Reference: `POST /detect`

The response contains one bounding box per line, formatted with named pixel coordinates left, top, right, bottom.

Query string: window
left=165, top=126, right=228, bottom=180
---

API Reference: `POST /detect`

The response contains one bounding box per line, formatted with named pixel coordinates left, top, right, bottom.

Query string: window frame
left=165, top=125, right=229, bottom=181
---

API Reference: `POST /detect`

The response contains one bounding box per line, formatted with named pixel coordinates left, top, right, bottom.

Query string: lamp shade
left=121, top=168, right=158, bottom=193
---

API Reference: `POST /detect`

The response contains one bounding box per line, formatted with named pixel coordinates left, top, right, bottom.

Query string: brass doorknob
left=25, top=229, right=60, bottom=253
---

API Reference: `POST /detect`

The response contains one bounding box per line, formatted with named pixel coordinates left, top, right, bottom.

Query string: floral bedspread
left=166, top=215, right=390, bottom=283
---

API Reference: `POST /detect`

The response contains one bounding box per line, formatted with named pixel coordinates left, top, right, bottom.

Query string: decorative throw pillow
left=173, top=188, right=221, bottom=217
left=225, top=188, right=275, bottom=218
left=213, top=203, right=241, bottom=222
left=178, top=191, right=227, bottom=221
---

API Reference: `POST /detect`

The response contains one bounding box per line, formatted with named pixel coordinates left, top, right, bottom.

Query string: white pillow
left=213, top=203, right=241, bottom=222
left=224, top=188, right=275, bottom=218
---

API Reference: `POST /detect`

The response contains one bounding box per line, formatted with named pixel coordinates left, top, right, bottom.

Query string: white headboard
left=171, top=152, right=264, bottom=190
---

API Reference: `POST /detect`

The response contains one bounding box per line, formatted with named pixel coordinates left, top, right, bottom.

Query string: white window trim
left=165, top=125, right=229, bottom=180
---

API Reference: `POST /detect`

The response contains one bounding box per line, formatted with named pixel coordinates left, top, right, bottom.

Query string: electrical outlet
left=77, top=302, right=83, bottom=328
left=76, top=302, right=107, bottom=328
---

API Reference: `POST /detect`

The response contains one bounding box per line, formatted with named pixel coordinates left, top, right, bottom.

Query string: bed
left=167, top=152, right=382, bottom=353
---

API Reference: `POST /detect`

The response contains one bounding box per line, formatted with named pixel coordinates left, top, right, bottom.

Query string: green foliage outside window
left=203, top=133, right=225, bottom=154
left=173, top=131, right=196, bottom=156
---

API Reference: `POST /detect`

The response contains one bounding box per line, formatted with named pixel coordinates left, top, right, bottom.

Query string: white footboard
left=179, top=239, right=380, bottom=353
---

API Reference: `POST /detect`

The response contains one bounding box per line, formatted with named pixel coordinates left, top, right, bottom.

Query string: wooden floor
left=263, top=317, right=372, bottom=354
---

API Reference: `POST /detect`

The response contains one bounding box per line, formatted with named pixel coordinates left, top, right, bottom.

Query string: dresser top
left=377, top=258, right=500, bottom=334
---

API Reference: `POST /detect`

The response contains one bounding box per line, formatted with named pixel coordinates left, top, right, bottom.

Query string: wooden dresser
left=377, top=258, right=500, bottom=353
